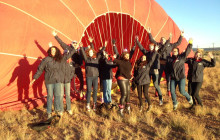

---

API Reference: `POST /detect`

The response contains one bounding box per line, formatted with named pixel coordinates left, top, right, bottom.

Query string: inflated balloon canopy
left=0, top=0, right=193, bottom=110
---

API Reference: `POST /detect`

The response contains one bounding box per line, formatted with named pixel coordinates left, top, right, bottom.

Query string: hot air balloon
left=0, top=0, right=193, bottom=110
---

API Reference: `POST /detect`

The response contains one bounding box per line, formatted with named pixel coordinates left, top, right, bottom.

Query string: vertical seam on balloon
left=86, top=0, right=103, bottom=46
left=105, top=0, right=113, bottom=53
left=0, top=1, right=73, bottom=41
left=120, top=0, right=124, bottom=50
left=154, top=16, right=169, bottom=39
left=132, top=0, right=152, bottom=72
left=129, top=0, right=136, bottom=50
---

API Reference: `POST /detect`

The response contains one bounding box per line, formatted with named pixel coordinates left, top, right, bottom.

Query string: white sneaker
left=47, top=113, right=52, bottom=119
left=58, top=112, right=63, bottom=116
left=67, top=110, right=73, bottom=115
left=86, top=105, right=91, bottom=112
left=159, top=99, right=163, bottom=105
left=173, top=102, right=179, bottom=110
left=189, top=96, right=193, bottom=105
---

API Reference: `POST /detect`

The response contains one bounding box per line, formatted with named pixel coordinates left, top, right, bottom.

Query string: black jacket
left=113, top=46, right=136, bottom=79
left=34, top=57, right=61, bottom=85
left=55, top=35, right=83, bottom=68
left=136, top=40, right=160, bottom=74
left=167, top=43, right=192, bottom=81
left=59, top=49, right=76, bottom=83
left=148, top=33, right=182, bottom=60
left=80, top=45, right=104, bottom=77
left=134, top=52, right=158, bottom=85
left=101, top=58, right=116, bottom=80
left=185, top=58, right=215, bottom=82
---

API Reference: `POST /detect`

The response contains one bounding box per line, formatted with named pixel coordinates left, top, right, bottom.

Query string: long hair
left=195, top=49, right=203, bottom=58
left=85, top=48, right=97, bottom=58
left=47, top=46, right=63, bottom=62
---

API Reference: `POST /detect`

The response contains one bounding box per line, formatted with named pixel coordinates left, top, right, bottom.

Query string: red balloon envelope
left=0, top=0, right=193, bottom=110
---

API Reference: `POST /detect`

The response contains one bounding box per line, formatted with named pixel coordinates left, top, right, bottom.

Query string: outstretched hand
left=181, top=30, right=184, bottom=36
left=52, top=30, right=57, bottom=36
left=30, top=79, right=36, bottom=85
left=104, top=41, right=108, bottom=47
left=88, top=37, right=93, bottom=43
left=188, top=38, right=193, bottom=44
left=155, top=44, right=159, bottom=51
left=146, top=27, right=151, bottom=33
left=48, top=42, right=53, bottom=47
left=208, top=52, right=214, bottom=59
left=169, top=33, right=172, bottom=39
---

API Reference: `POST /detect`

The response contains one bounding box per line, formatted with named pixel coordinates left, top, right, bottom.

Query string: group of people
left=31, top=28, right=216, bottom=118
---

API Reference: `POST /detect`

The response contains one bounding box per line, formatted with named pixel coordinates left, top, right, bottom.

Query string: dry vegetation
left=0, top=52, right=219, bottom=140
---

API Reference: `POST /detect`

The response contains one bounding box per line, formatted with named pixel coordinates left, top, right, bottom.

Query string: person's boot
left=118, top=108, right=124, bottom=117
left=127, top=106, right=131, bottom=114
left=139, top=106, right=143, bottom=112
left=167, top=91, right=171, bottom=97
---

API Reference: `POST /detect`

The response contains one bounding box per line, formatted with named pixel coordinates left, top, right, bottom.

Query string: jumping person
left=167, top=38, right=194, bottom=110
left=80, top=40, right=106, bottom=112
left=146, top=27, right=184, bottom=97
left=186, top=50, right=215, bottom=108
left=133, top=43, right=160, bottom=112
left=111, top=39, right=136, bottom=116
left=136, top=37, right=163, bottom=105
left=30, top=45, right=63, bottom=118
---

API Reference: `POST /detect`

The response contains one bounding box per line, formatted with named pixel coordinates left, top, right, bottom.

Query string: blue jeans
left=60, top=83, right=71, bottom=112
left=86, top=77, right=98, bottom=104
left=46, top=83, right=61, bottom=114
left=150, top=74, right=163, bottom=100
left=170, top=78, right=191, bottom=105
left=103, top=79, right=112, bottom=103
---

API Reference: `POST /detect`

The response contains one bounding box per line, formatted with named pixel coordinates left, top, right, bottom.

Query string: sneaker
left=93, top=103, right=97, bottom=111
left=147, top=105, right=152, bottom=112
left=67, top=110, right=73, bottom=115
left=86, top=105, right=91, bottom=112
left=189, top=96, right=193, bottom=105
left=127, top=106, right=131, bottom=114
left=47, top=113, right=52, bottom=119
left=159, top=99, right=163, bottom=105
left=173, top=102, right=179, bottom=110
left=118, top=109, right=124, bottom=117
left=139, top=106, right=143, bottom=112
left=58, top=112, right=63, bottom=116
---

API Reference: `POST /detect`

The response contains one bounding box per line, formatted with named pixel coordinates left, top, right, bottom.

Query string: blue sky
left=155, top=0, right=220, bottom=48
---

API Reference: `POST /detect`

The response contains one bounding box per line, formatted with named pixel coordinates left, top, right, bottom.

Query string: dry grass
left=0, top=53, right=219, bottom=139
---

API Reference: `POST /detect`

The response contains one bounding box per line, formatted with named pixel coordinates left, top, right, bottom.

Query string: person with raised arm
left=111, top=39, right=136, bottom=116
left=133, top=43, right=160, bottom=112
left=146, top=27, right=184, bottom=97
left=52, top=31, right=84, bottom=97
left=80, top=39, right=106, bottom=112
left=166, top=38, right=194, bottom=110
left=186, top=50, right=215, bottom=109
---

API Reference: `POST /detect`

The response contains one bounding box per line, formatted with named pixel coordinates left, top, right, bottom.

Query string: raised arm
left=129, top=45, right=136, bottom=59
left=135, top=36, right=149, bottom=55
left=181, top=38, right=193, bottom=59
left=32, top=58, right=47, bottom=81
left=203, top=52, right=216, bottom=67
left=63, top=48, right=76, bottom=61
left=112, top=39, right=120, bottom=58
left=80, top=43, right=88, bottom=62
left=171, top=31, right=184, bottom=48
left=53, top=31, right=71, bottom=50
left=89, top=37, right=95, bottom=49
left=97, top=41, right=107, bottom=60
left=147, top=27, right=157, bottom=44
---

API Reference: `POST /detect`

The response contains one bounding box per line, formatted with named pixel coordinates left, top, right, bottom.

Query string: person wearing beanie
left=146, top=27, right=184, bottom=97
left=166, top=38, right=194, bottom=110
left=186, top=50, right=215, bottom=109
